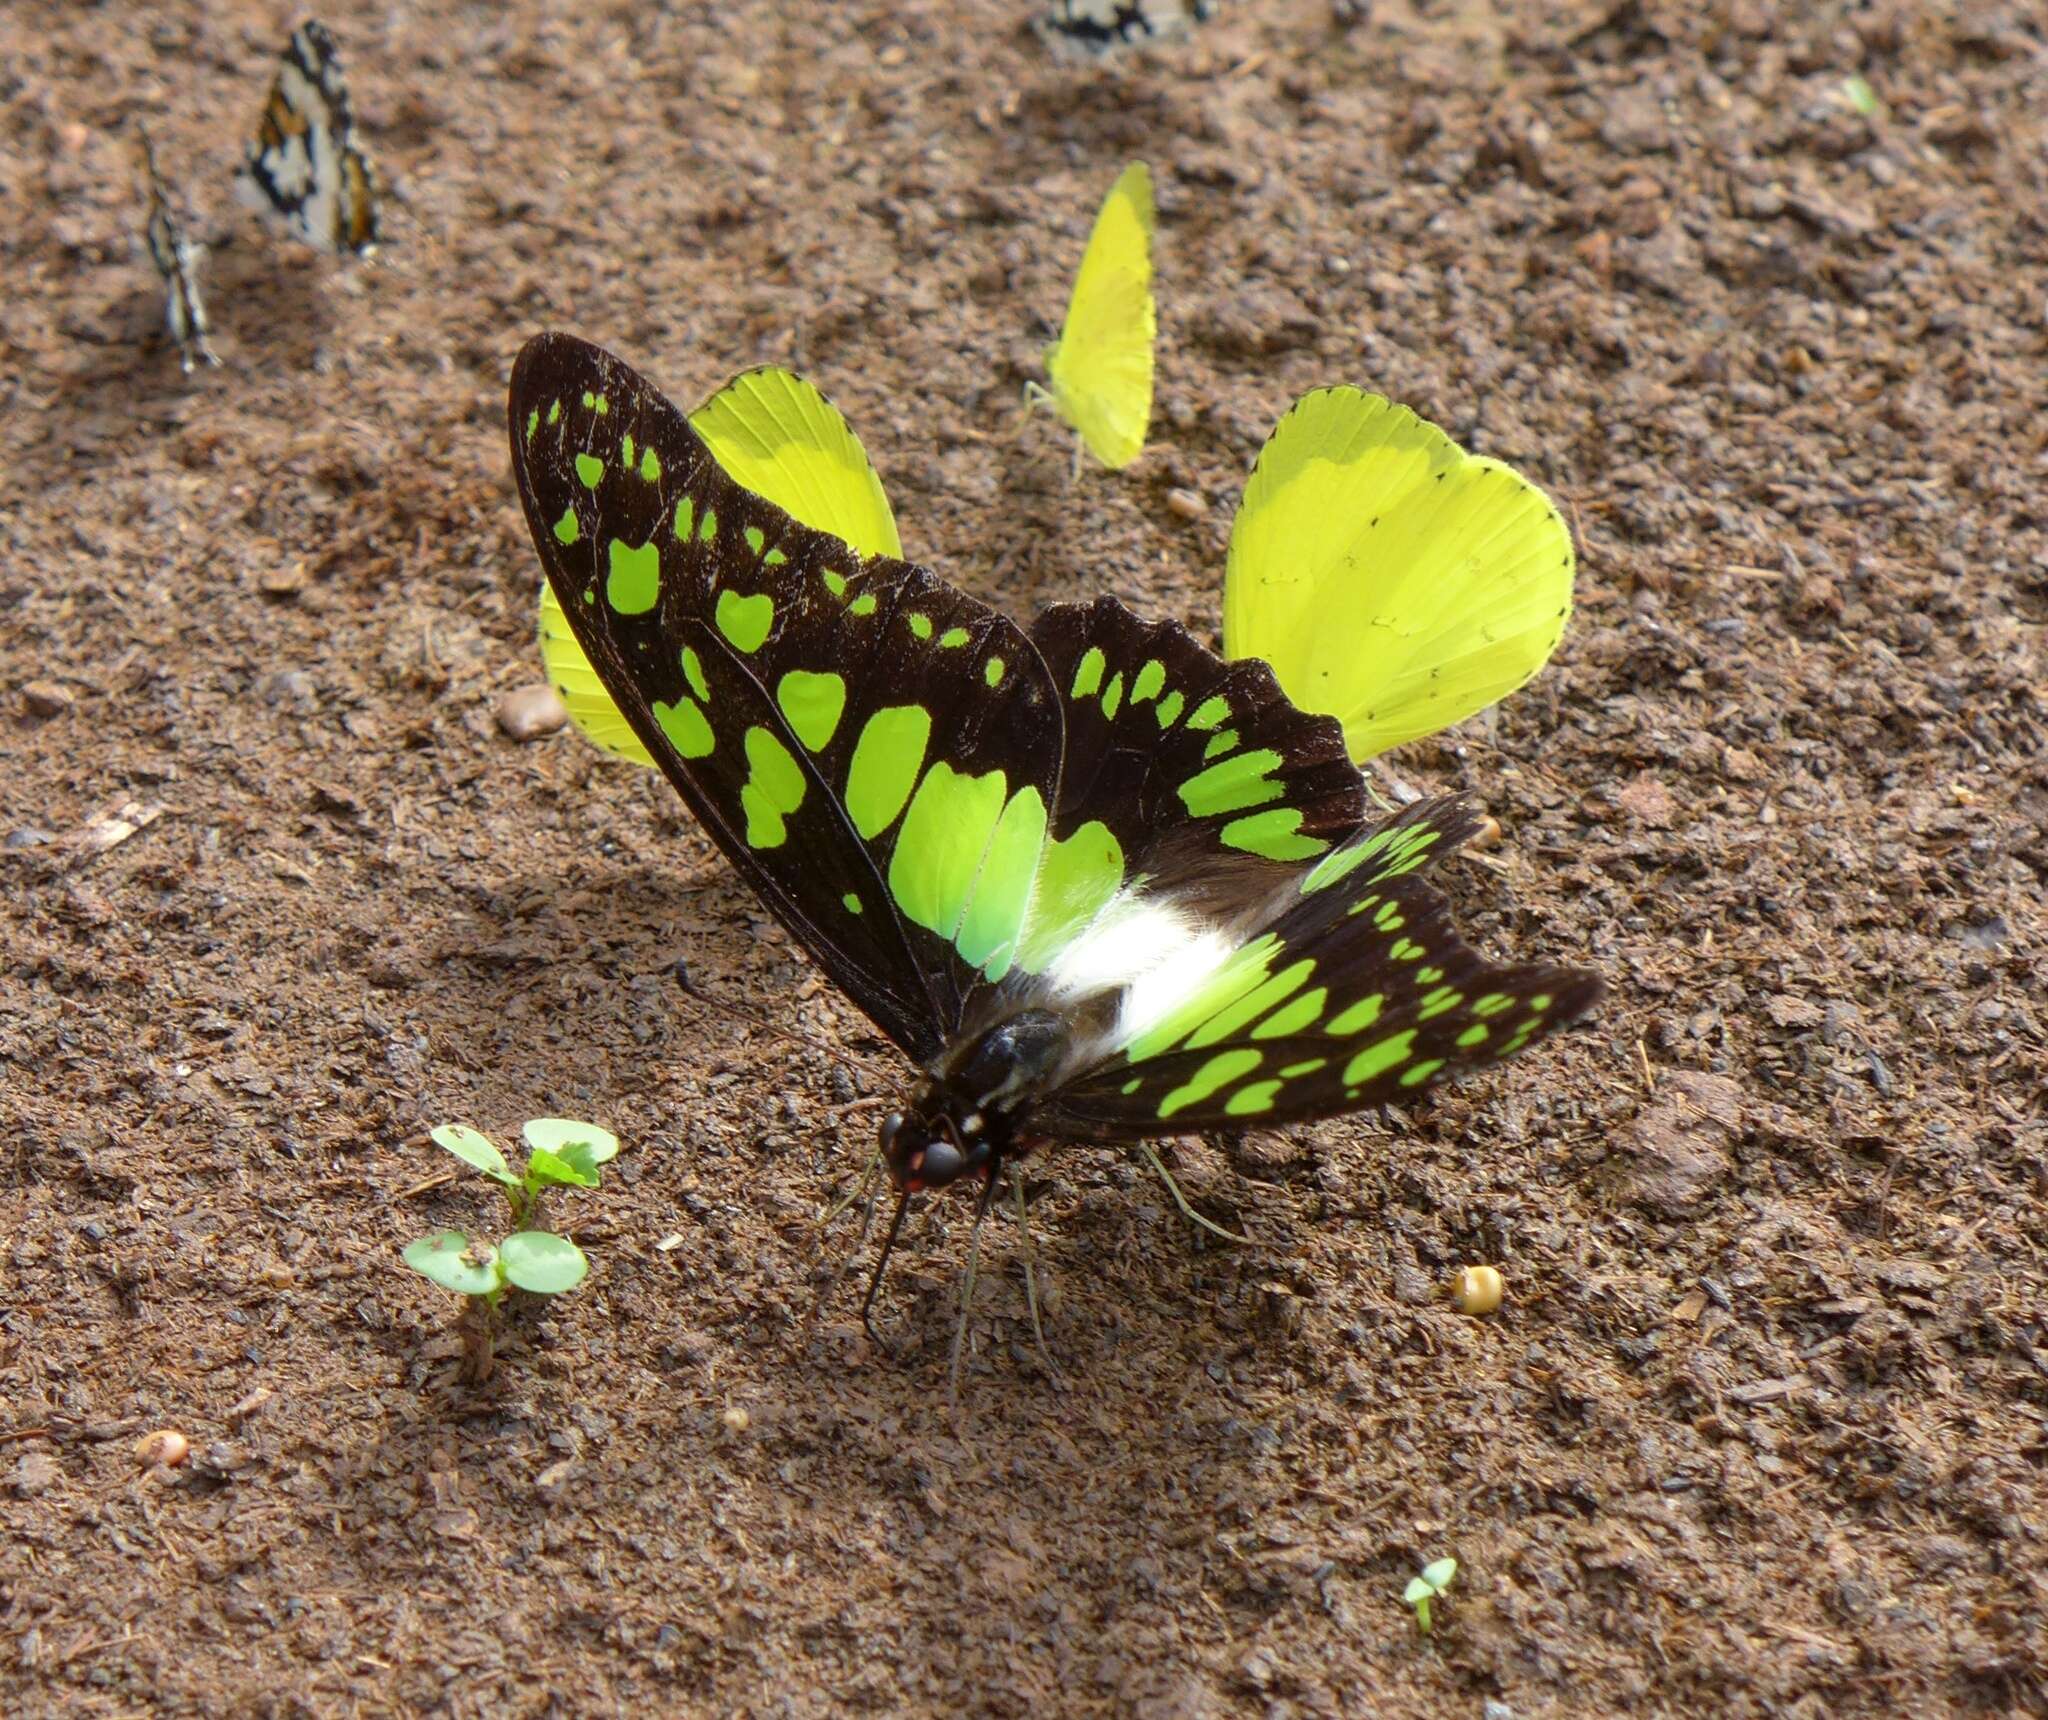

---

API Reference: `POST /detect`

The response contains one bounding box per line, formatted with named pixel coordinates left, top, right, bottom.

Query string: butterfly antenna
left=1137, top=1140, right=1255, bottom=1246
left=947, top=1173, right=1003, bottom=1402
left=860, top=1189, right=914, bottom=1353
left=1011, top=1165, right=1063, bottom=1387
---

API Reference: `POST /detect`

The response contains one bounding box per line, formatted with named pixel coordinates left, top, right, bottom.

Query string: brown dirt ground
left=4, top=0, right=2046, bottom=1714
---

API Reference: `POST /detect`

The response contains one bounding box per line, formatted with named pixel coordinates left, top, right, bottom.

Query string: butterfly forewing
left=509, top=334, right=1065, bottom=1062
left=1036, top=797, right=1604, bottom=1138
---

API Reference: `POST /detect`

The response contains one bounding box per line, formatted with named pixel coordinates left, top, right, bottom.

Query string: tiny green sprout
left=1403, top=1557, right=1459, bottom=1635
left=1842, top=74, right=1883, bottom=119
left=403, top=1118, right=616, bottom=1378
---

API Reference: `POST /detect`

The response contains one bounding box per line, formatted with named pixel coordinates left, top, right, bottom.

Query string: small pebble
left=135, top=1429, right=190, bottom=1468
left=498, top=684, right=569, bottom=741
left=1165, top=487, right=1207, bottom=520
left=1469, top=814, right=1502, bottom=850
left=1450, top=1265, right=1504, bottom=1316
left=21, top=681, right=73, bottom=718
left=258, top=562, right=307, bottom=598
left=720, top=1406, right=750, bottom=1434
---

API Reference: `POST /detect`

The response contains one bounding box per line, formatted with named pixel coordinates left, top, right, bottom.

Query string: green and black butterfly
left=508, top=333, right=1602, bottom=1330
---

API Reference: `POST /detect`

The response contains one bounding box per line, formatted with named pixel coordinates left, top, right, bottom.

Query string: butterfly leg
left=1010, top=1162, right=1063, bottom=1388
left=1136, top=1140, right=1255, bottom=1247
left=947, top=1171, right=1003, bottom=1401
left=859, top=1190, right=914, bottom=1355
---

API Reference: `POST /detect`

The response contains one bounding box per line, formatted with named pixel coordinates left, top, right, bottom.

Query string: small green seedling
left=1403, top=1557, right=1458, bottom=1635
left=401, top=1119, right=618, bottom=1378
left=425, top=1118, right=620, bottom=1229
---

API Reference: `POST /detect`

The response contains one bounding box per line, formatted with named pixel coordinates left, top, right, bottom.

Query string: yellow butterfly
left=539, top=366, right=902, bottom=765
left=1224, top=388, right=1576, bottom=762
left=1028, top=162, right=1156, bottom=472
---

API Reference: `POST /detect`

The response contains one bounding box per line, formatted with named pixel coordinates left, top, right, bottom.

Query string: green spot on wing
left=907, top=611, right=933, bottom=641
left=525, top=406, right=539, bottom=442
left=681, top=646, right=710, bottom=702
left=822, top=569, right=848, bottom=597
left=1252, top=987, right=1327, bottom=1040
left=640, top=446, right=661, bottom=482
left=984, top=656, right=1006, bottom=688
left=957, top=786, right=1049, bottom=979
left=1179, top=749, right=1286, bottom=818
left=939, top=626, right=970, bottom=649
left=575, top=452, right=605, bottom=489
left=846, top=705, right=931, bottom=838
left=1159, top=1049, right=1262, bottom=1119
left=1224, top=1080, right=1282, bottom=1117
left=776, top=670, right=847, bottom=752
left=1325, top=994, right=1385, bottom=1035
left=1100, top=672, right=1124, bottom=720
left=740, top=725, right=806, bottom=848
left=843, top=892, right=863, bottom=915
left=1203, top=728, right=1238, bottom=761
left=1400, top=1057, right=1446, bottom=1088
left=1071, top=647, right=1105, bottom=699
left=1221, top=808, right=1327, bottom=862
left=552, top=507, right=581, bottom=546
left=744, top=525, right=765, bottom=555
left=1187, top=696, right=1230, bottom=732
left=605, top=538, right=660, bottom=614
left=1344, top=1029, right=1416, bottom=1085
left=1014, top=820, right=1124, bottom=974
left=889, top=762, right=1009, bottom=940
left=1186, top=959, right=1316, bottom=1051
left=1156, top=689, right=1185, bottom=728
left=674, top=497, right=695, bottom=540
left=654, top=697, right=714, bottom=759
left=699, top=507, right=718, bottom=543
left=850, top=593, right=878, bottom=617
left=715, top=589, right=774, bottom=652
left=1456, top=1024, right=1489, bottom=1048
left=1132, top=659, right=1165, bottom=703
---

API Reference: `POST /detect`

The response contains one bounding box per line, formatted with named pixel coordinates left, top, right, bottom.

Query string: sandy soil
left=3, top=0, right=2046, bottom=1714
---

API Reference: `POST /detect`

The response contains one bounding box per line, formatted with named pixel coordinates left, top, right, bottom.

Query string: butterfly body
left=509, top=336, right=1600, bottom=1228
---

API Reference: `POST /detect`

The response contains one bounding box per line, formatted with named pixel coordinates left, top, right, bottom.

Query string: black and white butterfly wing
left=237, top=21, right=379, bottom=256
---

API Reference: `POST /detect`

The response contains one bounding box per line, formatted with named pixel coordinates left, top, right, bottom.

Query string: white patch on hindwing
left=1041, top=886, right=1243, bottom=1055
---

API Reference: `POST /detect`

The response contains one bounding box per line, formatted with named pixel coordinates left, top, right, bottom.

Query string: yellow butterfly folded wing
left=538, top=366, right=904, bottom=765
left=1223, top=387, right=1575, bottom=762
left=1042, top=161, right=1156, bottom=470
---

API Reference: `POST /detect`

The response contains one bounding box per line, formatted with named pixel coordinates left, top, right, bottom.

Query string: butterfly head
left=879, top=1105, right=995, bottom=1194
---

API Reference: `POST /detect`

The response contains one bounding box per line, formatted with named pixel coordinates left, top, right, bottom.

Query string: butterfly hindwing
left=539, top=365, right=904, bottom=767
left=237, top=20, right=379, bottom=256
left=1225, top=387, right=1575, bottom=761
left=510, top=334, right=1065, bottom=1062
left=1030, top=595, right=1366, bottom=874
left=1037, top=797, right=1604, bottom=1139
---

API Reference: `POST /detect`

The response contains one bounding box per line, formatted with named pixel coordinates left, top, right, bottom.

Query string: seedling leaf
left=500, top=1230, right=589, bottom=1295
left=526, top=1146, right=598, bottom=1190
left=430, top=1124, right=518, bottom=1186
left=1403, top=1577, right=1434, bottom=1606
left=404, top=1230, right=503, bottom=1297
left=1421, top=1557, right=1458, bottom=1593
left=523, top=1118, right=618, bottom=1166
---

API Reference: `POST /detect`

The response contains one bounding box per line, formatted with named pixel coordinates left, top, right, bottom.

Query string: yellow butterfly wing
left=1043, top=161, right=1156, bottom=470
left=1223, top=387, right=1575, bottom=762
left=538, top=366, right=903, bottom=765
